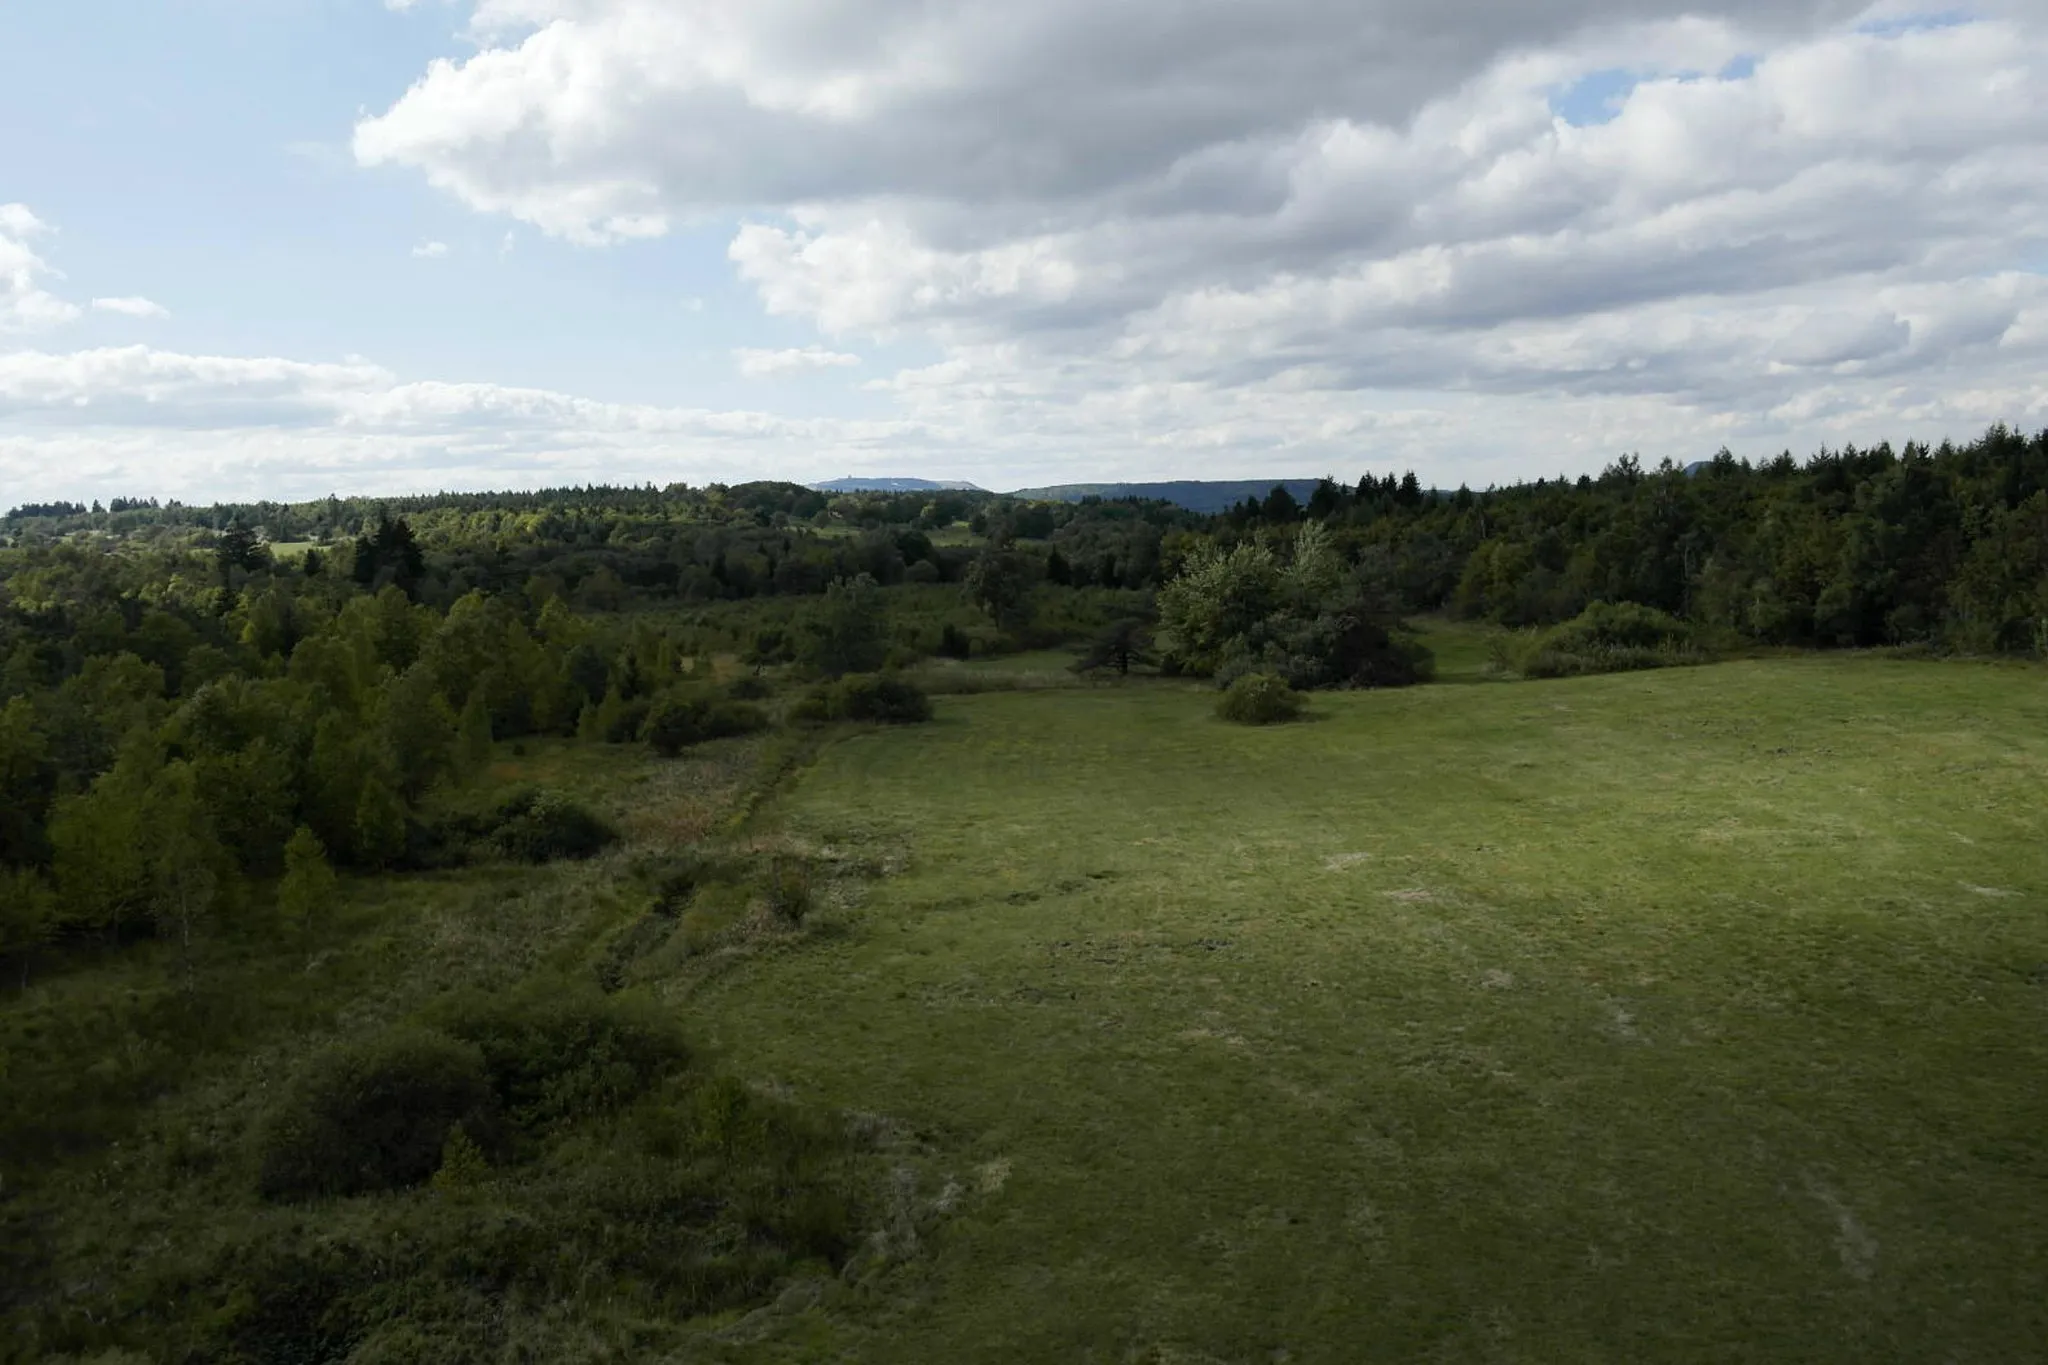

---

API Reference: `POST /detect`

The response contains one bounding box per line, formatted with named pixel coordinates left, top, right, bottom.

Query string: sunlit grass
left=708, top=654, right=2048, bottom=1361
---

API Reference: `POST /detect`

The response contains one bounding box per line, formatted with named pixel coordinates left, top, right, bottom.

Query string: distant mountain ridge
left=1006, top=479, right=1324, bottom=514
left=811, top=475, right=1341, bottom=513
left=809, top=477, right=985, bottom=493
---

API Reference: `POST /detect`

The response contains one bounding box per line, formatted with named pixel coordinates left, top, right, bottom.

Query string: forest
left=2, top=423, right=2045, bottom=1361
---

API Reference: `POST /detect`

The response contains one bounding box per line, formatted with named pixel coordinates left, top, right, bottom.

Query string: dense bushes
left=257, top=1028, right=496, bottom=1200
left=425, top=987, right=690, bottom=1133
left=489, top=788, right=619, bottom=862
left=1216, top=672, right=1305, bottom=725
left=174, top=988, right=866, bottom=1361
left=793, top=672, right=933, bottom=725
left=1491, top=601, right=1708, bottom=678
left=641, top=685, right=770, bottom=756
left=258, top=990, right=692, bottom=1202
left=1160, top=524, right=1433, bottom=691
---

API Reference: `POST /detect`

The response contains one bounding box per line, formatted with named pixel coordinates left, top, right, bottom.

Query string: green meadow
left=6, top=645, right=2046, bottom=1361
left=710, top=649, right=2048, bottom=1360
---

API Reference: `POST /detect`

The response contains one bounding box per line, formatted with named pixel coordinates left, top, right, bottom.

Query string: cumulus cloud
left=91, top=296, right=171, bottom=319
left=342, top=1, right=2048, bottom=483
left=733, top=345, right=862, bottom=377
left=0, top=204, right=83, bottom=332
left=412, top=240, right=451, bottom=258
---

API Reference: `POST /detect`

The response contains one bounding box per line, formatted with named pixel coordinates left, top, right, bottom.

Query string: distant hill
left=1006, top=479, right=1324, bottom=514
left=810, top=477, right=985, bottom=493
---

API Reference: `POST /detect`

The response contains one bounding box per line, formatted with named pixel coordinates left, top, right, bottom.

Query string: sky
left=1, top=0, right=2045, bottom=503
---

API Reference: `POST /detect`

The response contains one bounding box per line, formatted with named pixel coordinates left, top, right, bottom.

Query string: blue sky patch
left=1855, top=11, right=1974, bottom=39
left=1550, top=69, right=1640, bottom=127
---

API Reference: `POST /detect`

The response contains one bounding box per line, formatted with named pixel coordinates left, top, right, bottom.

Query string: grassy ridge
left=704, top=655, right=2048, bottom=1360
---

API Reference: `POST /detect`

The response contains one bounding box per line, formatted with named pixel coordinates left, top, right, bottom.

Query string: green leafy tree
left=378, top=664, right=457, bottom=801
left=148, top=759, right=235, bottom=974
left=0, top=697, right=53, bottom=867
left=457, top=686, right=495, bottom=772
left=1156, top=541, right=1281, bottom=674
left=49, top=740, right=161, bottom=938
left=239, top=585, right=299, bottom=658
left=798, top=574, right=888, bottom=678
left=0, top=867, right=57, bottom=989
left=277, top=825, right=339, bottom=938
left=965, top=550, right=1033, bottom=630
left=354, top=770, right=408, bottom=871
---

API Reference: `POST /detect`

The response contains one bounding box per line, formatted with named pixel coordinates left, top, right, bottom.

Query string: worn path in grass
left=709, top=656, right=2048, bottom=1362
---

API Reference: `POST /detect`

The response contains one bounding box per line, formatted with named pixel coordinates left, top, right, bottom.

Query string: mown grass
left=702, top=654, right=2048, bottom=1361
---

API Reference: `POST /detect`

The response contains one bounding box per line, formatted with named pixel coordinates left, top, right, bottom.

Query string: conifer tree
left=277, top=825, right=339, bottom=938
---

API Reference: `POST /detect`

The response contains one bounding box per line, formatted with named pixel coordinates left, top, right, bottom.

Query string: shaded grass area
left=1411, top=614, right=1508, bottom=683
left=704, top=656, right=2048, bottom=1361
left=0, top=732, right=899, bottom=1364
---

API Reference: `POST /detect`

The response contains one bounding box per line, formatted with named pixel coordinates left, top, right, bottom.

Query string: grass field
left=701, top=654, right=2048, bottom=1361
left=6, top=649, right=2045, bottom=1361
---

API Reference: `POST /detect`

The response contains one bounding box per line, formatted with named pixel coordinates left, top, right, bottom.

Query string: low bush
left=1216, top=672, right=1305, bottom=725
left=490, top=789, right=619, bottom=863
left=642, top=686, right=771, bottom=757
left=794, top=672, right=933, bottom=725
left=602, top=695, right=652, bottom=743
left=257, top=1027, right=496, bottom=1201
left=185, top=1071, right=866, bottom=1362
left=1214, top=608, right=1434, bottom=691
left=425, top=986, right=690, bottom=1133
left=724, top=675, right=772, bottom=701
left=1492, top=601, right=1708, bottom=678
left=760, top=858, right=814, bottom=927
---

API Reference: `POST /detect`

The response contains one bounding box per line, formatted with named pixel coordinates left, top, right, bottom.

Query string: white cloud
left=733, top=345, right=862, bottom=377
left=0, top=343, right=930, bottom=503
left=0, top=204, right=83, bottom=332
left=91, top=296, right=170, bottom=320
left=412, top=240, right=451, bottom=258
left=338, top=4, right=2048, bottom=483
left=10, top=6, right=2047, bottom=501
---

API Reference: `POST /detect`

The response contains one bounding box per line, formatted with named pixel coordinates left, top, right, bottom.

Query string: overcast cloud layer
left=4, top=1, right=2046, bottom=502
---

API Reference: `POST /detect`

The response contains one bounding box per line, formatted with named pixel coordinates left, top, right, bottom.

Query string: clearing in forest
left=705, top=652, right=2048, bottom=1361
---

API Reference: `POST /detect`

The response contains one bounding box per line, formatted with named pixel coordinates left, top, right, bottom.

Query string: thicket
left=1160, top=522, right=1436, bottom=690
left=794, top=673, right=935, bottom=725
left=1490, top=602, right=1707, bottom=679
left=51, top=983, right=864, bottom=1362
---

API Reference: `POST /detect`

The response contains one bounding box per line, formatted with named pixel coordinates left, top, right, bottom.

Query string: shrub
left=602, top=696, right=651, bottom=743
left=724, top=675, right=771, bottom=701
left=834, top=672, right=934, bottom=723
left=794, top=673, right=933, bottom=725
left=427, top=987, right=690, bottom=1132
left=1216, top=671, right=1305, bottom=725
left=642, top=687, right=770, bottom=756
left=1493, top=601, right=1706, bottom=678
left=760, top=858, right=813, bottom=927
left=491, top=789, right=618, bottom=863
left=257, top=1028, right=495, bottom=1201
